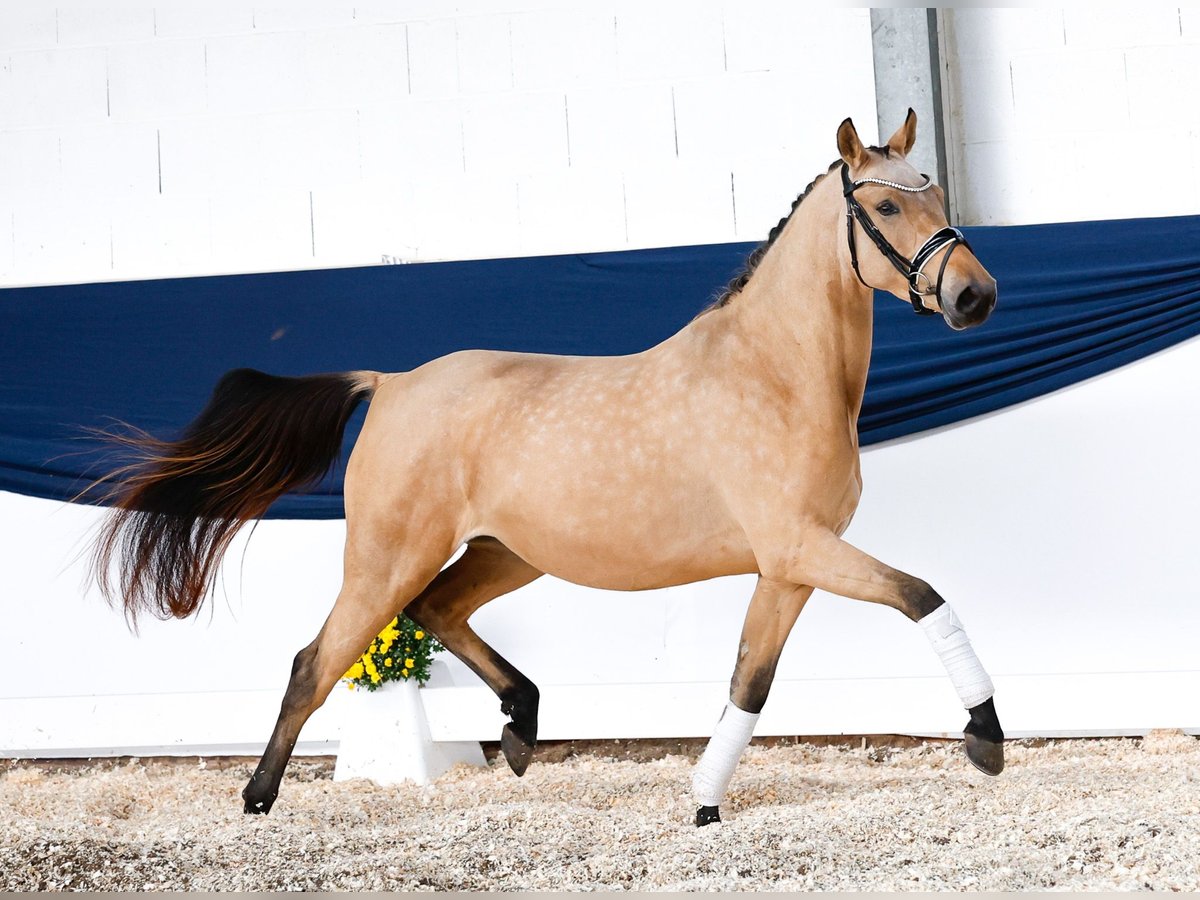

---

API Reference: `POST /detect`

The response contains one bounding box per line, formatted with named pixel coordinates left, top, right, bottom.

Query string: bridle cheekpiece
left=841, top=163, right=971, bottom=316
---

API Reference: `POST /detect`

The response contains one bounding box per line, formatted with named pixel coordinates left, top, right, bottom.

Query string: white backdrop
left=2, top=5, right=1199, bottom=755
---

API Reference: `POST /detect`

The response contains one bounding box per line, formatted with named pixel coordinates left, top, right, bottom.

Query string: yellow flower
left=414, top=631, right=425, bottom=640
left=384, top=658, right=393, bottom=667
left=401, top=668, right=409, bottom=677
left=370, top=672, right=381, bottom=684
left=405, top=658, right=415, bottom=668
left=344, top=661, right=365, bottom=680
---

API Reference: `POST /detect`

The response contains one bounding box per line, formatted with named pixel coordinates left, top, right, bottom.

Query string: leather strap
left=841, top=163, right=970, bottom=316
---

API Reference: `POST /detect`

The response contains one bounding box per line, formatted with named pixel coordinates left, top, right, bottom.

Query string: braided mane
left=699, top=147, right=890, bottom=317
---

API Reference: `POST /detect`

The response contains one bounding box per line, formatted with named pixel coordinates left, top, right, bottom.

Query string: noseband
left=841, top=163, right=971, bottom=316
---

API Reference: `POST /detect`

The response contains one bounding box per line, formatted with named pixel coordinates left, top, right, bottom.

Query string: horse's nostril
left=956, top=283, right=996, bottom=318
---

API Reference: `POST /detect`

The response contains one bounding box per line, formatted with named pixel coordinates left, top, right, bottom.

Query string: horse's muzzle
left=946, top=280, right=996, bottom=329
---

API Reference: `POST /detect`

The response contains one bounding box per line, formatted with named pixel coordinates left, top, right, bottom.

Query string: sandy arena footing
left=2, top=732, right=1198, bottom=891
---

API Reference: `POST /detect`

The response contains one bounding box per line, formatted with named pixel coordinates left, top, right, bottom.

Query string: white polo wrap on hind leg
left=919, top=604, right=994, bottom=709
left=692, top=701, right=759, bottom=807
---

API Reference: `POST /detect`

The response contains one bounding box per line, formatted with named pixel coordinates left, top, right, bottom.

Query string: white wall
left=0, top=2, right=875, bottom=287
left=941, top=8, right=1200, bottom=225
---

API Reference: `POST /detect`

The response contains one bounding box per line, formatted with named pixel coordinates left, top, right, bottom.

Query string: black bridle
left=841, top=163, right=971, bottom=316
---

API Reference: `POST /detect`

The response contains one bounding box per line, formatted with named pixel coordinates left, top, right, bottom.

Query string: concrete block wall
left=0, top=3, right=876, bottom=287
left=941, top=8, right=1200, bottom=225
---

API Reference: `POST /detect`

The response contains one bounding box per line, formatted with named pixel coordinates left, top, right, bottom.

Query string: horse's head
left=836, top=110, right=996, bottom=330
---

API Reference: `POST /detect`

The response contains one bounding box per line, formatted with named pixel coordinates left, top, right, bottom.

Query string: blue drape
left=2, top=214, right=1199, bottom=518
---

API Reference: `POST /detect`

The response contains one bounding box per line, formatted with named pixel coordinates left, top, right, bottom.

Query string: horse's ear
left=837, top=118, right=868, bottom=168
left=886, top=107, right=918, bottom=157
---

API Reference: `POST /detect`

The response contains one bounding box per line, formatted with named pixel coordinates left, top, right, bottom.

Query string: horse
left=90, top=110, right=1004, bottom=827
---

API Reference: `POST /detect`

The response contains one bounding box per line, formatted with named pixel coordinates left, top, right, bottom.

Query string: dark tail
left=89, top=368, right=381, bottom=622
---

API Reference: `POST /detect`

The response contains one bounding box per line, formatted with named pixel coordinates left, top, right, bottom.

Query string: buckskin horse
left=91, top=110, right=1004, bottom=826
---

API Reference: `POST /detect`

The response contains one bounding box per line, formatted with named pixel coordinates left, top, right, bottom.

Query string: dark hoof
left=501, top=722, right=535, bottom=776
left=241, top=779, right=276, bottom=815
left=695, top=805, right=721, bottom=827
left=242, top=794, right=274, bottom=815
left=964, top=732, right=1004, bottom=776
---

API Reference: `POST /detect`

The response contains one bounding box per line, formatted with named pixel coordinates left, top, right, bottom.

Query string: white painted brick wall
left=107, top=38, right=208, bottom=120
left=2, top=47, right=109, bottom=128
left=622, top=159, right=732, bottom=249
left=151, top=8, right=255, bottom=40
left=303, top=25, right=412, bottom=108
left=57, top=122, right=160, bottom=198
left=357, top=98, right=466, bottom=177
left=943, top=8, right=1200, bottom=225
left=564, top=84, right=676, bottom=170
left=406, top=18, right=459, bottom=97
left=613, top=3, right=725, bottom=83
left=514, top=168, right=627, bottom=256
left=461, top=90, right=567, bottom=175
left=455, top=14, right=513, bottom=94
left=0, top=2, right=875, bottom=287
left=208, top=188, right=313, bottom=272
left=204, top=31, right=317, bottom=115
left=55, top=9, right=155, bottom=47
left=0, top=8, right=58, bottom=52
left=510, top=9, right=616, bottom=91
left=110, top=194, right=213, bottom=277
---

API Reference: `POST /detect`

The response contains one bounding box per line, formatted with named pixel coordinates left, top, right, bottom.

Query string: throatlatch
left=841, top=163, right=971, bottom=316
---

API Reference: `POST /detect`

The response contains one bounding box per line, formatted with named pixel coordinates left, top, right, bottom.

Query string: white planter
left=333, top=677, right=486, bottom=786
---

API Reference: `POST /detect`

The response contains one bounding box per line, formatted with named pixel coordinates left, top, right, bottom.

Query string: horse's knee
left=897, top=576, right=944, bottom=622
left=730, top=660, right=776, bottom=714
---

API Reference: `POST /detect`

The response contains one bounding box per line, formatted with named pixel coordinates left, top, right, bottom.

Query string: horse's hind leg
left=242, top=530, right=456, bottom=815
left=693, top=577, right=812, bottom=826
left=404, top=537, right=544, bottom=776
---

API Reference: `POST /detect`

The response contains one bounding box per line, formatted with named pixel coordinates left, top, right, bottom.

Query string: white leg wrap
left=919, top=604, right=994, bottom=709
left=692, top=701, right=759, bottom=807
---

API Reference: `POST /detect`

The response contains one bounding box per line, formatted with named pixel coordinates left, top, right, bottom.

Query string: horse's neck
left=715, top=199, right=874, bottom=420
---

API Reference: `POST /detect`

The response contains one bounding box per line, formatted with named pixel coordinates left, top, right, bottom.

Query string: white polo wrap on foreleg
left=692, top=701, right=759, bottom=807
left=919, top=604, right=994, bottom=709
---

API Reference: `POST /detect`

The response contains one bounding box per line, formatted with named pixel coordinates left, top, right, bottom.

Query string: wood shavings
left=1, top=735, right=1197, bottom=891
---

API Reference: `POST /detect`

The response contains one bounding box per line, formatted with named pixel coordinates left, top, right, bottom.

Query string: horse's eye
left=876, top=200, right=900, bottom=216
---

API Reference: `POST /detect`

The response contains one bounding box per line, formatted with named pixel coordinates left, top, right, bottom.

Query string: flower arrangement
left=341, top=615, right=444, bottom=690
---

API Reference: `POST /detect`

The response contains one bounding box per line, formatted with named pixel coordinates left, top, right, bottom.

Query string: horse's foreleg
left=243, top=537, right=453, bottom=814
left=404, top=537, right=544, bottom=776
left=693, top=577, right=813, bottom=826
left=782, top=530, right=1005, bottom=777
